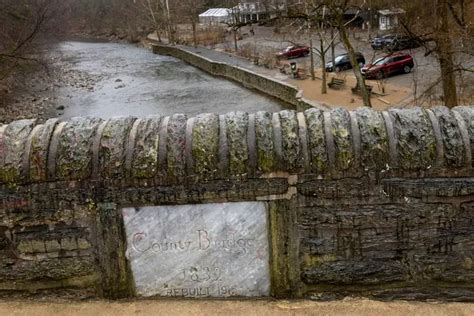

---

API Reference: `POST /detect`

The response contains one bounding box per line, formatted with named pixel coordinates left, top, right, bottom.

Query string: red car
left=276, top=45, right=310, bottom=59
left=361, top=53, right=414, bottom=79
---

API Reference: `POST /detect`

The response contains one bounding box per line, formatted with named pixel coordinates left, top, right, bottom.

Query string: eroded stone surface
left=29, top=119, right=58, bottom=182
left=131, top=116, right=161, bottom=178
left=356, top=108, right=389, bottom=170
left=56, top=117, right=102, bottom=180
left=192, top=114, right=219, bottom=176
left=122, top=202, right=270, bottom=298
left=255, top=111, right=275, bottom=173
left=389, top=108, right=436, bottom=170
left=331, top=108, right=354, bottom=171
left=0, top=119, right=35, bottom=183
left=225, top=112, right=249, bottom=176
left=167, top=114, right=187, bottom=178
left=279, top=110, right=300, bottom=171
left=99, top=117, right=135, bottom=179
left=304, top=108, right=327, bottom=174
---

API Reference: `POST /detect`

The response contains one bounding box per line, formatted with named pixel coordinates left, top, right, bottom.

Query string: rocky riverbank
left=0, top=46, right=103, bottom=124
left=0, top=34, right=150, bottom=125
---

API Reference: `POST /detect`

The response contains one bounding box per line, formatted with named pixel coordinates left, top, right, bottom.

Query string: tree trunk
left=156, top=30, right=161, bottom=42
left=320, top=39, right=327, bottom=94
left=339, top=25, right=371, bottom=107
left=309, top=37, right=315, bottom=80
left=233, top=29, right=238, bottom=52
left=436, top=0, right=458, bottom=108
left=192, top=20, right=197, bottom=48
left=331, top=27, right=336, bottom=66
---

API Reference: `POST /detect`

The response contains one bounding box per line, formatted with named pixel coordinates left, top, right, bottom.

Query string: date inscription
left=122, top=202, right=270, bottom=298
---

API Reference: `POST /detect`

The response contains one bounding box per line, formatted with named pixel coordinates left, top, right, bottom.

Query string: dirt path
left=1, top=299, right=473, bottom=316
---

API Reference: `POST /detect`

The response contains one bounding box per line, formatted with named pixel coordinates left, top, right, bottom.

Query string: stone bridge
left=0, top=106, right=473, bottom=300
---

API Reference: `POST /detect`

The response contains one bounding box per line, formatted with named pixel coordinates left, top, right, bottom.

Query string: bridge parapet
left=1, top=107, right=473, bottom=185
left=0, top=106, right=473, bottom=300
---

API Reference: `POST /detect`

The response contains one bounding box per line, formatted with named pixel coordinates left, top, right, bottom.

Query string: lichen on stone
left=331, top=108, right=354, bottom=171
left=56, top=117, right=103, bottom=180
left=225, top=111, right=249, bottom=176
left=279, top=110, right=300, bottom=171
left=167, top=114, right=187, bottom=178
left=304, top=108, right=327, bottom=174
left=132, top=116, right=161, bottom=178
left=356, top=108, right=389, bottom=170
left=29, top=119, right=58, bottom=182
left=255, top=111, right=275, bottom=173
left=432, top=107, right=465, bottom=168
left=389, top=108, right=436, bottom=170
left=99, top=117, right=135, bottom=179
left=0, top=119, right=35, bottom=183
left=192, top=113, right=219, bottom=176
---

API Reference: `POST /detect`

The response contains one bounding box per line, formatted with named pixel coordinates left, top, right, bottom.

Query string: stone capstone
left=0, top=107, right=473, bottom=184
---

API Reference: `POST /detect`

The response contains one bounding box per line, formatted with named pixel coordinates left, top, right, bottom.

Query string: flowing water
left=55, top=41, right=286, bottom=119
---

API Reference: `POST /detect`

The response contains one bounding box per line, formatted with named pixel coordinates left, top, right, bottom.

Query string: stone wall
left=0, top=106, right=473, bottom=300
left=151, top=44, right=324, bottom=111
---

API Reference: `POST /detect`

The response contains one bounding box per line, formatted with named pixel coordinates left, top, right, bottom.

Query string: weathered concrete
left=0, top=106, right=473, bottom=301
left=151, top=44, right=325, bottom=112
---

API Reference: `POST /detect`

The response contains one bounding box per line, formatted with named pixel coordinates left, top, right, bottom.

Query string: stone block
left=122, top=202, right=270, bottom=298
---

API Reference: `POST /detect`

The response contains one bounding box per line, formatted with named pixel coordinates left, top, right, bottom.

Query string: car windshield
left=335, top=55, right=346, bottom=62
left=373, top=57, right=388, bottom=65
left=284, top=46, right=295, bottom=52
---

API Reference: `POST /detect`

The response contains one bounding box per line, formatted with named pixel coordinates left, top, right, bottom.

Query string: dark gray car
left=325, top=52, right=365, bottom=72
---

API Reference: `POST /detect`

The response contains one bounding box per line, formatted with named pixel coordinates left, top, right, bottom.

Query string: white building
left=378, top=8, right=405, bottom=31
left=231, top=1, right=288, bottom=23
left=199, top=8, right=231, bottom=25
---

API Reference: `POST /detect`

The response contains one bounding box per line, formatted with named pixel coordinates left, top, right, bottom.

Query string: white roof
left=378, top=8, right=406, bottom=16
left=199, top=8, right=230, bottom=17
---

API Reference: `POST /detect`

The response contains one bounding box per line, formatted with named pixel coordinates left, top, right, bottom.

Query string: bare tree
left=176, top=0, right=206, bottom=47
left=382, top=0, right=474, bottom=107
left=0, top=0, right=71, bottom=79
left=323, top=0, right=372, bottom=107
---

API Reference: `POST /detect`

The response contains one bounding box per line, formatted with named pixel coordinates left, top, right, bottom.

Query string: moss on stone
left=356, top=108, right=389, bottom=170
left=225, top=112, right=249, bottom=176
left=192, top=114, right=219, bottom=176
left=331, top=108, right=354, bottom=171
left=56, top=118, right=102, bottom=180
left=167, top=114, right=187, bottom=178
left=279, top=110, right=300, bottom=172
left=255, top=111, right=275, bottom=173
left=0, top=119, right=35, bottom=183
left=390, top=108, right=436, bottom=170
left=132, top=117, right=161, bottom=178
left=304, top=108, right=327, bottom=174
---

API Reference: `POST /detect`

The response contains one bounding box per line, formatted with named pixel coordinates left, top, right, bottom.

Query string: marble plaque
left=122, top=202, right=270, bottom=298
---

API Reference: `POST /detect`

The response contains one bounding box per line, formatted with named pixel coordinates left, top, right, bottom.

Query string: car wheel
left=376, top=71, right=385, bottom=80
left=403, top=65, right=411, bottom=74
left=335, top=66, right=341, bottom=73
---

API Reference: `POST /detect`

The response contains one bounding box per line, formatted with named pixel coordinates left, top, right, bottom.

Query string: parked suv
left=371, top=34, right=396, bottom=50
left=276, top=45, right=310, bottom=59
left=361, top=53, right=414, bottom=79
left=325, top=52, right=365, bottom=72
left=386, top=35, right=421, bottom=51
left=371, top=34, right=421, bottom=51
